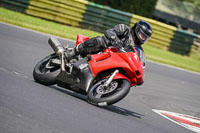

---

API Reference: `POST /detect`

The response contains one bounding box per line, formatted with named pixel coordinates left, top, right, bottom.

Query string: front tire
left=33, top=53, right=60, bottom=85
left=88, top=79, right=131, bottom=106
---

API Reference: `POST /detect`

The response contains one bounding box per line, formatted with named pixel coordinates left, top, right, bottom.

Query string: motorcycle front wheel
left=88, top=79, right=131, bottom=106
left=33, top=53, right=60, bottom=85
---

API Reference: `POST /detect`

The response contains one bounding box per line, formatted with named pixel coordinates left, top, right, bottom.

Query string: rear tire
left=88, top=79, right=131, bottom=106
left=33, top=53, right=60, bottom=85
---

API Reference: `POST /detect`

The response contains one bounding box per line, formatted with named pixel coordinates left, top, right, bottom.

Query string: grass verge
left=0, top=7, right=199, bottom=73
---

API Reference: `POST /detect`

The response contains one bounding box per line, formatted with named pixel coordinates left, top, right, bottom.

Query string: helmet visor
left=135, top=26, right=150, bottom=43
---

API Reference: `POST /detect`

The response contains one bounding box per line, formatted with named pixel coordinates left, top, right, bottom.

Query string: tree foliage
left=177, top=0, right=200, bottom=7
left=87, top=0, right=158, bottom=18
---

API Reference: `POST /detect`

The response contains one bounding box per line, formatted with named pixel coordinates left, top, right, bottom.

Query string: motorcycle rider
left=66, top=20, right=153, bottom=67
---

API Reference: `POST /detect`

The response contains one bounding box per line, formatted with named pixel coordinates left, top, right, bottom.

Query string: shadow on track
left=103, top=105, right=144, bottom=118
left=50, top=85, right=144, bottom=118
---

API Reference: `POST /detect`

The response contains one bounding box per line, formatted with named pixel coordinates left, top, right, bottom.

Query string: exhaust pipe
left=48, top=37, right=65, bottom=55
left=48, top=37, right=66, bottom=71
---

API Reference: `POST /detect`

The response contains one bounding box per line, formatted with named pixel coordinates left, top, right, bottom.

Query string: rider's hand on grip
left=110, top=36, right=123, bottom=49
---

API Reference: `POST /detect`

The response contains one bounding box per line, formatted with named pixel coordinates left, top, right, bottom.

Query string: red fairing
left=113, top=73, right=131, bottom=83
left=88, top=48, right=144, bottom=86
left=74, top=34, right=144, bottom=87
left=76, top=34, right=90, bottom=46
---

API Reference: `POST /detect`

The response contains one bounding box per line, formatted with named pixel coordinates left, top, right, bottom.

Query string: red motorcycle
left=33, top=34, right=144, bottom=106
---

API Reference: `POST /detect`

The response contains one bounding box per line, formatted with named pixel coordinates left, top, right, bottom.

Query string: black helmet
left=131, top=20, right=152, bottom=45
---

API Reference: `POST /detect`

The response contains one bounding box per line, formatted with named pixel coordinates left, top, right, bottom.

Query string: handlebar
left=110, top=36, right=135, bottom=53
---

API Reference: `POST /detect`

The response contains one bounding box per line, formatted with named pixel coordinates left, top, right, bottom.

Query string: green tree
left=178, top=0, right=200, bottom=7
left=88, top=0, right=158, bottom=18
left=177, top=0, right=200, bottom=22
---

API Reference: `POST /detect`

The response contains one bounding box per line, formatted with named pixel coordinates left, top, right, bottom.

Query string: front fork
left=103, top=69, right=119, bottom=88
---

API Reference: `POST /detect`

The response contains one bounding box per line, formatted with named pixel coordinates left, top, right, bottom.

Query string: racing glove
left=110, top=36, right=123, bottom=49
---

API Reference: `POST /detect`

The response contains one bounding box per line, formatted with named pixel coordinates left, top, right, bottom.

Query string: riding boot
left=64, top=48, right=76, bottom=61
left=64, top=43, right=85, bottom=61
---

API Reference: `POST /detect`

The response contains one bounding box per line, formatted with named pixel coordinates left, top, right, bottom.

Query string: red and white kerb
left=153, top=109, right=200, bottom=133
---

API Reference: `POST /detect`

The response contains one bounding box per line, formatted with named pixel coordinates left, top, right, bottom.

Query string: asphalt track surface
left=0, top=22, right=200, bottom=133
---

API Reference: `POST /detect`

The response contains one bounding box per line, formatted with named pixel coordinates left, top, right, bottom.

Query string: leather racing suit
left=75, top=24, right=146, bottom=66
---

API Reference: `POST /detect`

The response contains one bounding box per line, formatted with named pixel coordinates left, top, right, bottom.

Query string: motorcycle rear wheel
left=33, top=53, right=60, bottom=85
left=88, top=79, right=131, bottom=106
